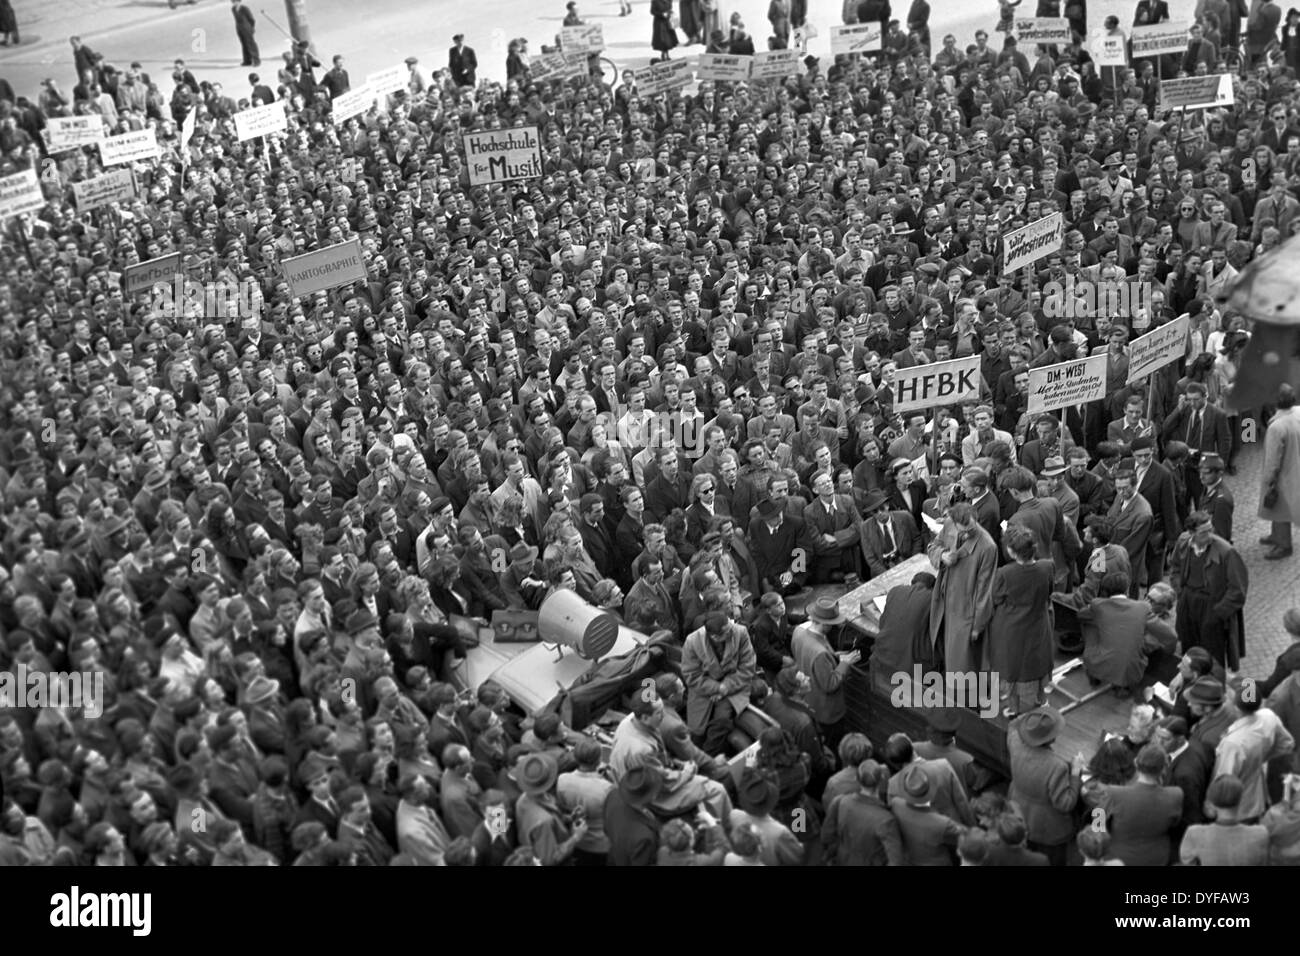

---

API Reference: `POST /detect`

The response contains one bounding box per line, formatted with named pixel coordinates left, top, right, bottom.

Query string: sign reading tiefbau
left=892, top=356, right=982, bottom=414
left=1127, top=315, right=1190, bottom=385
left=1003, top=212, right=1065, bottom=274
left=1028, top=353, right=1109, bottom=414
left=123, top=252, right=181, bottom=297
left=282, top=237, right=367, bottom=297
left=463, top=126, right=543, bottom=186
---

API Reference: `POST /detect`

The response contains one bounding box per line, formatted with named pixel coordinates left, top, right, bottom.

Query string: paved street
left=1229, top=425, right=1300, bottom=680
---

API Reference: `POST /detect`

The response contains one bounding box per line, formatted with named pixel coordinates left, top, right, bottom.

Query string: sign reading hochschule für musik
left=463, top=127, right=543, bottom=186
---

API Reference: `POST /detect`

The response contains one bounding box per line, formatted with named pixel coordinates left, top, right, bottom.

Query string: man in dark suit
left=448, top=34, right=477, bottom=87
left=1162, top=383, right=1232, bottom=502
left=959, top=466, right=1002, bottom=555
left=892, top=326, right=935, bottom=370
left=578, top=493, right=617, bottom=579
left=231, top=0, right=259, bottom=67
left=1194, top=454, right=1234, bottom=543
left=886, top=459, right=930, bottom=541
left=1131, top=436, right=1180, bottom=585
left=802, top=471, right=862, bottom=584
left=860, top=489, right=924, bottom=579
left=747, top=497, right=810, bottom=594
left=1156, top=715, right=1212, bottom=855
left=1107, top=469, right=1154, bottom=591
left=644, top=448, right=693, bottom=522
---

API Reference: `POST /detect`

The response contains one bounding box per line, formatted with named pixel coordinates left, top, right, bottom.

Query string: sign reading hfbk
left=830, top=22, right=883, bottom=54
left=98, top=128, right=160, bottom=166
left=697, top=53, right=752, bottom=82
left=366, top=64, right=409, bottom=97
left=0, top=168, right=44, bottom=219
left=1002, top=212, right=1065, bottom=274
left=234, top=101, right=287, bottom=141
left=1028, top=353, right=1109, bottom=414
left=560, top=23, right=604, bottom=53
left=892, top=356, right=983, bottom=414
left=1130, top=21, right=1191, bottom=56
left=1013, top=18, right=1073, bottom=44
left=331, top=83, right=377, bottom=123
left=633, top=58, right=694, bottom=95
left=1126, top=315, right=1190, bottom=385
left=72, top=169, right=137, bottom=212
left=750, top=49, right=802, bottom=80
left=281, top=237, right=367, bottom=298
left=123, top=252, right=181, bottom=296
left=1159, top=74, right=1234, bottom=110
left=463, top=126, right=544, bottom=186
left=43, top=115, right=105, bottom=153
left=1092, top=33, right=1129, bottom=66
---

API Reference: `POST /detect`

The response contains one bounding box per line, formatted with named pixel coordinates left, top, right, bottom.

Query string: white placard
left=1130, top=21, right=1191, bottom=56
left=0, top=168, right=44, bottom=219
left=1092, top=33, right=1129, bottom=66
left=1003, top=212, right=1065, bottom=274
left=462, top=126, right=544, bottom=186
left=43, top=116, right=105, bottom=152
left=331, top=83, right=377, bottom=123
left=632, top=58, right=694, bottom=96
left=892, top=356, right=983, bottom=414
left=1028, top=354, right=1110, bottom=414
left=1159, top=73, right=1233, bottom=110
left=751, top=49, right=802, bottom=80
left=366, top=64, right=409, bottom=97
left=530, top=51, right=588, bottom=83
left=830, top=23, right=883, bottom=54
left=123, top=252, right=181, bottom=296
left=1014, top=18, right=1073, bottom=44
left=697, top=54, right=752, bottom=82
left=72, top=169, right=137, bottom=211
left=281, top=237, right=367, bottom=298
left=1127, top=315, right=1190, bottom=385
left=234, top=101, right=287, bottom=141
left=98, top=128, right=160, bottom=166
left=560, top=23, right=604, bottom=53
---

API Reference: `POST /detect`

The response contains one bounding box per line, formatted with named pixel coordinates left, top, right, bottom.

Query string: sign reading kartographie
left=281, top=237, right=367, bottom=298
left=462, top=127, right=544, bottom=186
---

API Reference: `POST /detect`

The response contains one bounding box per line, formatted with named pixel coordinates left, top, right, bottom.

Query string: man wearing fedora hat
left=729, top=766, right=804, bottom=865
left=748, top=494, right=811, bottom=596
left=889, top=763, right=963, bottom=865
left=860, top=487, right=923, bottom=579
left=1184, top=675, right=1241, bottom=750
left=1007, top=707, right=1087, bottom=866
left=682, top=611, right=757, bottom=756
left=792, top=596, right=860, bottom=746
left=604, top=764, right=663, bottom=866
left=514, top=752, right=587, bottom=866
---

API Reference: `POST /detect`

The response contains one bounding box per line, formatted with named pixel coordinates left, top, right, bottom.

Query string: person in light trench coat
left=1259, top=385, right=1300, bottom=559
left=681, top=614, right=758, bottom=754
left=927, top=503, right=998, bottom=677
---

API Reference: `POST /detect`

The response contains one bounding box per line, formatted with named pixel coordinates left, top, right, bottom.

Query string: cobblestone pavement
left=1229, top=421, right=1300, bottom=679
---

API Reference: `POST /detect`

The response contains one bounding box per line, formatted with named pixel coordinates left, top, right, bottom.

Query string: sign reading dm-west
left=462, top=126, right=544, bottom=186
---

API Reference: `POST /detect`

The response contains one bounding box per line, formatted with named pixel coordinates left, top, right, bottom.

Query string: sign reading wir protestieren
left=463, top=127, right=543, bottom=187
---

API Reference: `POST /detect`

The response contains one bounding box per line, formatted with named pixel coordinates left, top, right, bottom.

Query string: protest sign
left=560, top=23, right=604, bottom=53
left=1028, top=354, right=1109, bottom=414
left=462, top=126, right=544, bottom=186
left=72, top=169, right=137, bottom=212
left=830, top=23, right=883, bottom=54
left=234, top=102, right=287, bottom=141
left=43, top=116, right=105, bottom=152
left=1014, top=18, right=1073, bottom=44
left=0, top=169, right=44, bottom=219
left=281, top=237, right=367, bottom=297
left=366, top=64, right=408, bottom=96
left=1159, top=74, right=1233, bottom=110
left=1130, top=21, right=1191, bottom=56
left=123, top=252, right=181, bottom=296
left=1003, top=213, right=1065, bottom=274
left=632, top=59, right=694, bottom=95
left=751, top=49, right=802, bottom=79
left=697, top=54, right=752, bottom=82
left=1126, top=315, right=1190, bottom=385
left=892, top=356, right=983, bottom=414
left=331, top=84, right=377, bottom=123
left=99, top=128, right=161, bottom=165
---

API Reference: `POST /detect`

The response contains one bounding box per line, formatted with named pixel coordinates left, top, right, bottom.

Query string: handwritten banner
left=72, top=169, right=137, bottom=211
left=1130, top=21, right=1191, bottom=56
left=366, top=64, right=408, bottom=96
left=830, top=23, right=883, bottom=54
left=697, top=54, right=752, bottom=82
left=98, top=128, right=160, bottom=166
left=560, top=23, right=604, bottom=53
left=0, top=168, right=44, bottom=219
left=1003, top=212, right=1065, bottom=274
left=234, top=101, right=287, bottom=141
left=1127, top=315, right=1190, bottom=385
left=1014, top=18, right=1073, bottom=44
left=1159, top=74, right=1234, bottom=110
left=43, top=116, right=105, bottom=153
left=1028, top=353, right=1109, bottom=414
left=632, top=58, right=694, bottom=96
left=463, top=126, right=543, bottom=186
left=751, top=49, right=802, bottom=80
left=331, top=83, right=377, bottom=123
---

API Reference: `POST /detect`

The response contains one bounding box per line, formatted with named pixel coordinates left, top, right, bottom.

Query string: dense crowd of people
left=1, top=0, right=1300, bottom=866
